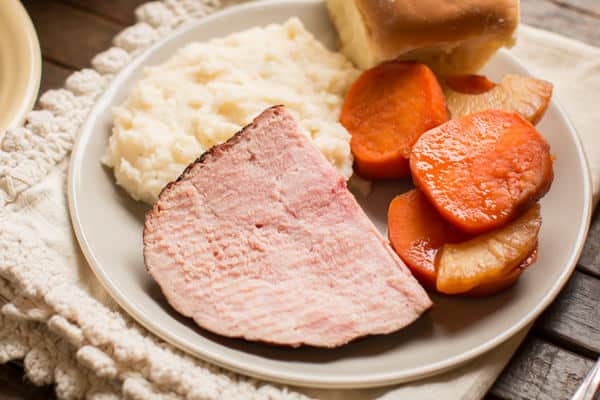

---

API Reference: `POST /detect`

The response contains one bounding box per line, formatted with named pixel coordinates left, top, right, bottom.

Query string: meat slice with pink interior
left=143, top=106, right=431, bottom=347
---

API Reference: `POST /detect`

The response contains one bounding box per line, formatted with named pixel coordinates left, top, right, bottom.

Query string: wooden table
left=2, top=1, right=599, bottom=399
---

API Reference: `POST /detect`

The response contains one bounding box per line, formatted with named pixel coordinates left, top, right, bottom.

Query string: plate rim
left=68, top=0, right=594, bottom=389
left=0, top=0, right=41, bottom=132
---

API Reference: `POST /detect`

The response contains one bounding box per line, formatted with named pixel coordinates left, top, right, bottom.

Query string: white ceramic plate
left=68, top=0, right=593, bottom=389
left=0, top=0, right=41, bottom=132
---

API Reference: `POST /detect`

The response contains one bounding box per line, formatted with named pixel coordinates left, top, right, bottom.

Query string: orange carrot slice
left=444, top=75, right=496, bottom=94
left=388, top=189, right=470, bottom=290
left=410, top=110, right=553, bottom=234
left=340, top=61, right=449, bottom=180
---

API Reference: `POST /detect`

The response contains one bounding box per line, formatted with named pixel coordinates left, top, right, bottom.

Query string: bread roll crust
left=358, top=0, right=518, bottom=54
left=328, top=0, right=519, bottom=73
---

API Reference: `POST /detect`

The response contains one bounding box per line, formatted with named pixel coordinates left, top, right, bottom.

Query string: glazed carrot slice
left=340, top=61, right=449, bottom=180
left=388, top=189, right=470, bottom=290
left=444, top=74, right=496, bottom=94
left=410, top=110, right=553, bottom=234
left=388, top=188, right=538, bottom=296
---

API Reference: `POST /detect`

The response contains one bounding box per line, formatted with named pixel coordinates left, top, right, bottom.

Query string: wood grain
left=59, top=0, right=149, bottom=26
left=521, top=0, right=600, bottom=46
left=22, top=0, right=122, bottom=69
left=490, top=337, right=596, bottom=400
left=579, top=209, right=600, bottom=277
left=536, top=271, right=600, bottom=356
left=553, top=0, right=600, bottom=17
left=39, top=61, right=73, bottom=94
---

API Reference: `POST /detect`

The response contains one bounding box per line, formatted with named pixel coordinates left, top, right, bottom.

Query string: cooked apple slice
left=466, top=247, right=537, bottom=297
left=436, top=204, right=541, bottom=295
left=443, top=74, right=553, bottom=124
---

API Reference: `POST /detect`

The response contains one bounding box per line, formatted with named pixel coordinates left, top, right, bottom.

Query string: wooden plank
left=58, top=0, right=148, bottom=26
left=567, top=0, right=600, bottom=13
left=0, top=363, right=55, bottom=400
left=490, top=337, right=595, bottom=400
left=579, top=208, right=600, bottom=277
left=521, top=0, right=600, bottom=46
left=535, top=271, right=600, bottom=356
left=552, top=0, right=600, bottom=18
left=22, top=0, right=122, bottom=70
left=39, top=60, right=73, bottom=95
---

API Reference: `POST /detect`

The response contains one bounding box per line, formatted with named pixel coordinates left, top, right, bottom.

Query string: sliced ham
left=143, top=106, right=431, bottom=347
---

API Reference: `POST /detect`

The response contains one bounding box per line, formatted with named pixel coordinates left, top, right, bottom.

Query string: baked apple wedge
left=443, top=74, right=553, bottom=124
left=388, top=189, right=541, bottom=296
left=436, top=204, right=542, bottom=295
left=466, top=248, right=537, bottom=297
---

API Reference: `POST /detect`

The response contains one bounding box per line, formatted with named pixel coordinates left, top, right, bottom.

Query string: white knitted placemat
left=1, top=1, right=599, bottom=399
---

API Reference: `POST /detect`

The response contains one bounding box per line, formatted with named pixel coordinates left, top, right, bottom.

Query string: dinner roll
left=327, top=0, right=519, bottom=73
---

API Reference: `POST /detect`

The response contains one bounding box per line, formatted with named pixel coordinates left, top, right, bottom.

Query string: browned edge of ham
left=143, top=106, right=432, bottom=348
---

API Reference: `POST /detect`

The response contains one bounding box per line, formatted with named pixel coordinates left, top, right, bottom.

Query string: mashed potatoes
left=102, top=18, right=359, bottom=204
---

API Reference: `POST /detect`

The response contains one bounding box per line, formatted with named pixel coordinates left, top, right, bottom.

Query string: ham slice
left=143, top=106, right=431, bottom=347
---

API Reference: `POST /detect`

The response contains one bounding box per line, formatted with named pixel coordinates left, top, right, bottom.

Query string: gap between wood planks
left=550, top=0, right=600, bottom=19
left=535, top=270, right=600, bottom=356
left=578, top=266, right=600, bottom=280
left=536, top=328, right=599, bottom=360
left=42, top=57, right=75, bottom=72
left=53, top=0, right=146, bottom=27
left=22, top=0, right=123, bottom=70
left=490, top=336, right=597, bottom=400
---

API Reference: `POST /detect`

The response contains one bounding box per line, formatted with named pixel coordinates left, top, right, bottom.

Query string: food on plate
left=388, top=189, right=469, bottom=290
left=340, top=61, right=448, bottom=179
left=436, top=205, right=541, bottom=295
left=410, top=110, right=553, bottom=234
left=388, top=189, right=541, bottom=297
left=443, top=75, right=498, bottom=95
left=326, top=0, right=519, bottom=73
left=388, top=190, right=541, bottom=296
left=443, top=74, right=553, bottom=124
left=103, top=18, right=359, bottom=204
left=143, top=106, right=432, bottom=347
